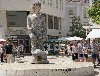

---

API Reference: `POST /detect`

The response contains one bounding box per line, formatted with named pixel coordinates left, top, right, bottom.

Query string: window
left=8, top=22, right=16, bottom=26
left=68, top=10, right=74, bottom=18
left=48, top=15, right=53, bottom=29
left=65, top=0, right=72, bottom=3
left=84, top=0, right=89, bottom=3
left=40, top=0, right=45, bottom=4
left=56, top=0, right=58, bottom=8
left=43, top=0, right=45, bottom=4
left=7, top=12, right=17, bottom=27
left=62, top=1, right=63, bottom=10
left=60, top=0, right=62, bottom=10
left=54, top=17, right=59, bottom=29
left=42, top=14, right=47, bottom=27
left=40, top=0, right=42, bottom=3
left=50, top=0, right=52, bottom=6
left=7, top=11, right=27, bottom=27
left=83, top=11, right=87, bottom=18
left=83, top=8, right=87, bottom=18
left=48, top=0, right=50, bottom=5
left=59, top=18, right=61, bottom=30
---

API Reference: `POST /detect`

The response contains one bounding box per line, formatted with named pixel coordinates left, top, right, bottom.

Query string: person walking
left=66, top=43, right=72, bottom=56
left=5, top=39, right=14, bottom=63
left=19, top=44, right=24, bottom=58
left=0, top=44, right=5, bottom=62
left=91, top=40, right=99, bottom=67
left=44, top=44, right=48, bottom=51
left=83, top=42, right=88, bottom=62
left=78, top=41, right=84, bottom=62
left=72, top=43, right=78, bottom=61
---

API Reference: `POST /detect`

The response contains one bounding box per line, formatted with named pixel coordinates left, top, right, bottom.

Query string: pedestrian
left=5, top=39, right=14, bottom=63
left=72, top=43, right=78, bottom=61
left=78, top=41, right=84, bottom=62
left=12, top=44, right=17, bottom=58
left=83, top=42, right=88, bottom=62
left=0, top=44, right=5, bottom=62
left=66, top=43, right=72, bottom=56
left=19, top=44, right=24, bottom=58
left=44, top=44, right=48, bottom=51
left=17, top=44, right=24, bottom=58
left=91, top=40, right=99, bottom=67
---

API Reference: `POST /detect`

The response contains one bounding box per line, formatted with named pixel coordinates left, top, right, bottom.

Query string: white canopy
left=87, top=29, right=100, bottom=38
left=0, top=39, right=6, bottom=41
left=58, top=37, right=68, bottom=41
left=66, top=36, right=83, bottom=41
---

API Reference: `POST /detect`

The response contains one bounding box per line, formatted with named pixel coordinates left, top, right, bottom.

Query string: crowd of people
left=43, top=39, right=100, bottom=67
left=66, top=40, right=100, bottom=67
left=0, top=38, right=100, bottom=67
left=0, top=39, right=24, bottom=63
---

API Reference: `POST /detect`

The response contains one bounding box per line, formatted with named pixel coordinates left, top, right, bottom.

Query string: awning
left=0, top=39, right=6, bottom=41
left=87, top=29, right=100, bottom=38
left=58, top=37, right=68, bottom=41
left=48, top=39, right=60, bottom=42
left=66, top=36, right=83, bottom=41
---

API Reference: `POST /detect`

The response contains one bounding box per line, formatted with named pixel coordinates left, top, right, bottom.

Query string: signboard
left=10, top=35, right=30, bottom=39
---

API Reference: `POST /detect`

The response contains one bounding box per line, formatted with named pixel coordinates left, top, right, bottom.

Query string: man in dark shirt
left=5, top=44, right=13, bottom=54
left=0, top=44, right=5, bottom=62
left=5, top=39, right=14, bottom=63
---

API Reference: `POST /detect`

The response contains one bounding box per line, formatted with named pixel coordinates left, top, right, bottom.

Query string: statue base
left=31, top=49, right=49, bottom=64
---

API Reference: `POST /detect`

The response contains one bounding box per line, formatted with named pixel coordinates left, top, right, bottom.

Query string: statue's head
left=31, top=2, right=41, bottom=13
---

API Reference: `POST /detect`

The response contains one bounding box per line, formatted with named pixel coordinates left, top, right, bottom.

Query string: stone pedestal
left=32, top=49, right=49, bottom=64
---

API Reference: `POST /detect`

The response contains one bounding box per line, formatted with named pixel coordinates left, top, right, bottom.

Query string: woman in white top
left=72, top=43, right=78, bottom=61
left=77, top=42, right=84, bottom=62
left=67, top=44, right=72, bottom=56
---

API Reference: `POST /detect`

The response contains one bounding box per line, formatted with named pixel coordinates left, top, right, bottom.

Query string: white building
left=0, top=0, right=65, bottom=39
left=64, top=0, right=92, bottom=35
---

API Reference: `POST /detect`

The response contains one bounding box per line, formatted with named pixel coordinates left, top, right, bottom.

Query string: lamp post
left=58, top=31, right=61, bottom=46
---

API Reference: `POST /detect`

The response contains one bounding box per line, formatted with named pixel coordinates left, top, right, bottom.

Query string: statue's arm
left=27, top=16, right=31, bottom=29
left=27, top=15, right=32, bottom=34
left=41, top=14, right=47, bottom=29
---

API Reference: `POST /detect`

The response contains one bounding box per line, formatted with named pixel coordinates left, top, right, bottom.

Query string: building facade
left=64, top=0, right=92, bottom=36
left=0, top=0, right=65, bottom=53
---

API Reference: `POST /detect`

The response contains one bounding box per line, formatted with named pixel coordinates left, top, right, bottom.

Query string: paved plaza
left=0, top=56, right=95, bottom=76
left=0, top=56, right=93, bottom=70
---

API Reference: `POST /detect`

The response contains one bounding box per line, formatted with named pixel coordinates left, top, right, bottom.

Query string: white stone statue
left=27, top=2, right=47, bottom=53
left=27, top=2, right=48, bottom=64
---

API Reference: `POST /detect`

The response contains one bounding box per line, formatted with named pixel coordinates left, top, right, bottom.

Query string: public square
left=0, top=56, right=95, bottom=76
left=0, top=0, right=100, bottom=76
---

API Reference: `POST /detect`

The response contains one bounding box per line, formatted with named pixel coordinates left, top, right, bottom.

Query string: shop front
left=9, top=35, right=31, bottom=54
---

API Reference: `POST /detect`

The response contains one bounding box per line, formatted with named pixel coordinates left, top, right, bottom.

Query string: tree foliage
left=88, top=0, right=100, bottom=24
left=69, top=16, right=86, bottom=38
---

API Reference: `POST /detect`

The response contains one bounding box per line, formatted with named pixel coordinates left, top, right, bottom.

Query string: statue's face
left=32, top=5, right=41, bottom=13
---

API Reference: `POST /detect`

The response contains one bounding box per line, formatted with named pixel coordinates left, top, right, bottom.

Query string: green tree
left=88, top=0, right=100, bottom=24
left=69, top=16, right=86, bottom=38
